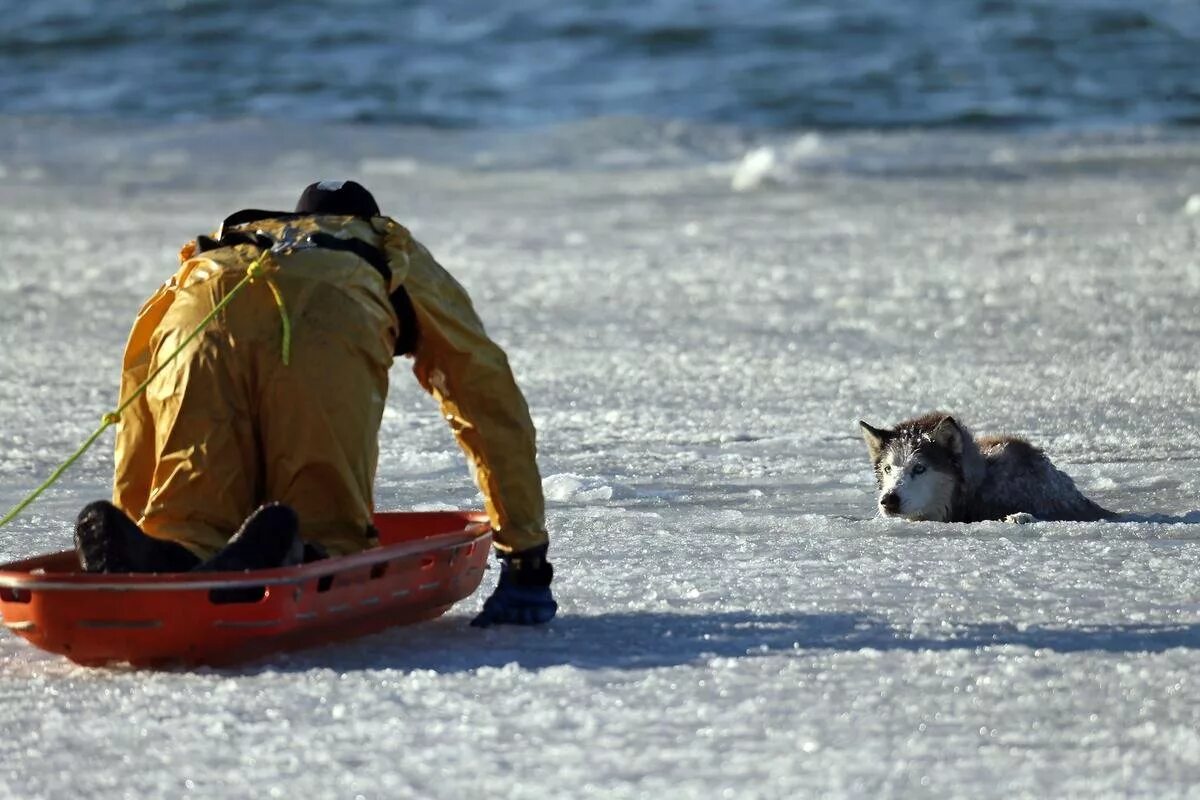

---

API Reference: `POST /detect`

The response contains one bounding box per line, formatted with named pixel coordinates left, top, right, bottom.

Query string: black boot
left=74, top=501, right=201, bottom=574
left=192, top=503, right=304, bottom=572
left=302, top=541, right=329, bottom=563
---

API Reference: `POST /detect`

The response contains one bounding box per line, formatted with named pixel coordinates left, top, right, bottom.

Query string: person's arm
left=377, top=222, right=556, bottom=627
left=401, top=242, right=548, bottom=555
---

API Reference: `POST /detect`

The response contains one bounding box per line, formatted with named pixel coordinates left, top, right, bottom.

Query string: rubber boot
left=74, top=501, right=201, bottom=574
left=192, top=503, right=304, bottom=572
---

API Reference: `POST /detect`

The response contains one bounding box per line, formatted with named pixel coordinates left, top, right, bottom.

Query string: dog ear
left=858, top=420, right=892, bottom=462
left=930, top=415, right=962, bottom=455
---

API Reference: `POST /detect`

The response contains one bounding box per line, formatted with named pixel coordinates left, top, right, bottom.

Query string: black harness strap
left=193, top=215, right=419, bottom=356
left=196, top=230, right=277, bottom=253
left=305, top=232, right=392, bottom=284
left=217, top=208, right=300, bottom=233
left=388, top=286, right=419, bottom=357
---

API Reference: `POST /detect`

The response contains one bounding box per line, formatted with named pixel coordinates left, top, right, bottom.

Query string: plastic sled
left=0, top=510, right=491, bottom=667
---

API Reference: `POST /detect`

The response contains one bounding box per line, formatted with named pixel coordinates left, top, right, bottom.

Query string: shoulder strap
left=193, top=218, right=418, bottom=356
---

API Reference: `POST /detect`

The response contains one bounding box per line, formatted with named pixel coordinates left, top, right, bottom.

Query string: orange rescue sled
left=0, top=510, right=491, bottom=667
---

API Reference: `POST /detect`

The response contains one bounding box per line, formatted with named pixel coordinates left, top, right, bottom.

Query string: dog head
left=858, top=414, right=964, bottom=522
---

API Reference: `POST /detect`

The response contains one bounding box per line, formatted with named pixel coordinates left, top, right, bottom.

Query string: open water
left=2, top=0, right=1199, bottom=130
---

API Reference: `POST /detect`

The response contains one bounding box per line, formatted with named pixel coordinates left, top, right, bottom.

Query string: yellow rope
left=0, top=250, right=292, bottom=528
left=0, top=417, right=121, bottom=528
left=261, top=277, right=291, bottom=366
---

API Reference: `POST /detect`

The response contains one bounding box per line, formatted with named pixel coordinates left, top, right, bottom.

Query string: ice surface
left=1, top=118, right=1200, bottom=798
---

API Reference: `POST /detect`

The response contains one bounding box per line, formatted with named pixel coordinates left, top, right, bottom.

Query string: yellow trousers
left=113, top=252, right=397, bottom=558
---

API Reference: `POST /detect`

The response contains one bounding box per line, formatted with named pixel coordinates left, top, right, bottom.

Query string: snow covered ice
left=1, top=118, right=1200, bottom=798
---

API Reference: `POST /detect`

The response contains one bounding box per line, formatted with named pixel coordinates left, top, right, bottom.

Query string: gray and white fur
left=858, top=412, right=1115, bottom=523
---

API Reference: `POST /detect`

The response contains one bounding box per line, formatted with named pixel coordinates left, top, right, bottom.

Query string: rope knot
left=101, top=411, right=120, bottom=426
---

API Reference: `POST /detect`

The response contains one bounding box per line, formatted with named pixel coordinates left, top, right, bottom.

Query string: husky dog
left=858, top=413, right=1115, bottom=523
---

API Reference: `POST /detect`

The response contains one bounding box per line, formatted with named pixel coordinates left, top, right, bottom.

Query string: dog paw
left=1003, top=512, right=1036, bottom=524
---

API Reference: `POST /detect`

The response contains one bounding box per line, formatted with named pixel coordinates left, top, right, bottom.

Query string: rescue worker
left=73, top=181, right=556, bottom=627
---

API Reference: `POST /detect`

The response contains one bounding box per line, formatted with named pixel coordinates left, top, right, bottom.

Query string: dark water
left=2, top=0, right=1198, bottom=130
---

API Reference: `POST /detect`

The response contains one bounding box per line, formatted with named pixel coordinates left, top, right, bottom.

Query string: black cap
left=294, top=180, right=380, bottom=217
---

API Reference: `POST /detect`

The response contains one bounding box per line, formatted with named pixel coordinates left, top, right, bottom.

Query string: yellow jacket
left=113, top=213, right=546, bottom=556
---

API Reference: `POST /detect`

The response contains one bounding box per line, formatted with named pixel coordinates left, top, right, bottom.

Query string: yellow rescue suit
left=112, top=213, right=546, bottom=558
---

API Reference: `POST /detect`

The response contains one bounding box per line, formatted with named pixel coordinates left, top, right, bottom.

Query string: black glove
left=470, top=545, right=558, bottom=628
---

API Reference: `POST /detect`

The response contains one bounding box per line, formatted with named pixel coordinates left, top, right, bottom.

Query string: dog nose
left=880, top=492, right=900, bottom=513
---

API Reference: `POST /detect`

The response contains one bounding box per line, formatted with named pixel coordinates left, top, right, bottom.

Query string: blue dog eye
left=912, top=464, right=926, bottom=476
